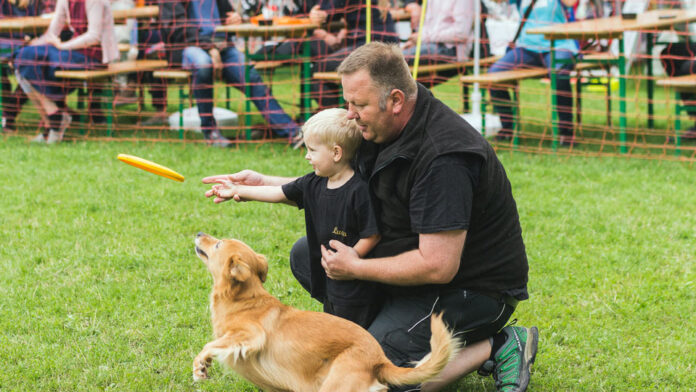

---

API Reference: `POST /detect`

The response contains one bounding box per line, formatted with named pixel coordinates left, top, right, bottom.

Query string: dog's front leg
left=193, top=336, right=236, bottom=381
left=192, top=328, right=266, bottom=381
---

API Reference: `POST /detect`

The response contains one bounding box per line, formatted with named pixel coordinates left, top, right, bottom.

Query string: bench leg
left=675, top=100, right=681, bottom=156
left=513, top=84, right=520, bottom=147
left=302, top=39, right=313, bottom=122
left=179, top=83, right=185, bottom=139
left=78, top=84, right=87, bottom=135
left=480, top=87, right=486, bottom=137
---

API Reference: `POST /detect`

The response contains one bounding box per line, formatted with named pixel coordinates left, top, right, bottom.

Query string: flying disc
left=117, top=154, right=185, bottom=182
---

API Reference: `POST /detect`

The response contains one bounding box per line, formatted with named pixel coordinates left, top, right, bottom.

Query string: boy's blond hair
left=302, top=108, right=363, bottom=160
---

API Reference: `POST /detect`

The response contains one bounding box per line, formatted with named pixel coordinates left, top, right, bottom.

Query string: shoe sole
left=518, top=326, right=539, bottom=392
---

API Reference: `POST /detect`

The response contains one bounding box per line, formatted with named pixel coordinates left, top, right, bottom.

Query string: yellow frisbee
left=117, top=154, right=185, bottom=182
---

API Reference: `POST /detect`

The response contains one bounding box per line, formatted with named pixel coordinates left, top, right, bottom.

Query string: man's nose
left=346, top=105, right=358, bottom=119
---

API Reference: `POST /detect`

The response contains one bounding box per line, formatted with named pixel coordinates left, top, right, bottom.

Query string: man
left=202, top=42, right=537, bottom=391
left=159, top=0, right=299, bottom=146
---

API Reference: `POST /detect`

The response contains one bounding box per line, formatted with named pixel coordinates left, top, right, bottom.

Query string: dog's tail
left=376, top=313, right=460, bottom=387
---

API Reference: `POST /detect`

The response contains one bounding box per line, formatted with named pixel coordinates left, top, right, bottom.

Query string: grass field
left=1, top=137, right=694, bottom=391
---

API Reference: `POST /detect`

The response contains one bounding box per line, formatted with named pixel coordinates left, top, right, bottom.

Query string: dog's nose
left=197, top=232, right=206, bottom=238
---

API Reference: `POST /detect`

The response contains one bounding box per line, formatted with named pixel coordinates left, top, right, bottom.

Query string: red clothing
left=67, top=0, right=101, bottom=60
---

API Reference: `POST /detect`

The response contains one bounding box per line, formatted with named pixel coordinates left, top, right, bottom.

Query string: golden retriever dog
left=193, top=232, right=459, bottom=392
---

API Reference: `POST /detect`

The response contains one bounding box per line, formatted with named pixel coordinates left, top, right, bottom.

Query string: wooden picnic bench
left=657, top=74, right=696, bottom=152
left=54, top=59, right=168, bottom=136
left=460, top=54, right=616, bottom=140
left=152, top=60, right=286, bottom=138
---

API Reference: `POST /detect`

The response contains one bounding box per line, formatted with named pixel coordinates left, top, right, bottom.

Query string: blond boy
left=207, top=108, right=381, bottom=328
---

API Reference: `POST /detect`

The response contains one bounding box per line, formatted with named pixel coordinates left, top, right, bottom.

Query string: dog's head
left=195, top=232, right=268, bottom=285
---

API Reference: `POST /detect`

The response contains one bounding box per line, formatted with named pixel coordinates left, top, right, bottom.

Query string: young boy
left=208, top=108, right=381, bottom=328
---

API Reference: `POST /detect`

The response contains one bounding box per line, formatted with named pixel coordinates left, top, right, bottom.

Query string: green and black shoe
left=492, top=326, right=539, bottom=392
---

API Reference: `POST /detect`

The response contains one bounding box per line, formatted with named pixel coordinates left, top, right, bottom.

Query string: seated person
left=488, top=0, right=579, bottom=144
left=253, top=0, right=322, bottom=60
left=158, top=0, right=300, bottom=146
left=401, top=0, right=475, bottom=86
left=13, top=0, right=118, bottom=143
left=310, top=0, right=399, bottom=109
left=0, top=0, right=47, bottom=132
left=661, top=35, right=696, bottom=139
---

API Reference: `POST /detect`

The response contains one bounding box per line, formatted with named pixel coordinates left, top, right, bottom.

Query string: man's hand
left=202, top=170, right=266, bottom=202
left=309, top=5, right=327, bottom=25
left=402, top=32, right=418, bottom=50
left=225, top=11, right=242, bottom=25
left=45, top=35, right=62, bottom=49
left=208, top=48, right=223, bottom=80
left=321, top=241, right=359, bottom=281
left=202, top=170, right=266, bottom=186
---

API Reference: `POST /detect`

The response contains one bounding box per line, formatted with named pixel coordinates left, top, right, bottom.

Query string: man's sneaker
left=203, top=129, right=232, bottom=148
left=31, top=132, right=47, bottom=143
left=492, top=326, right=538, bottom=392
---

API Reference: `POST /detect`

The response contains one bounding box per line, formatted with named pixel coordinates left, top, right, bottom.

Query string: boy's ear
left=332, top=144, right=343, bottom=162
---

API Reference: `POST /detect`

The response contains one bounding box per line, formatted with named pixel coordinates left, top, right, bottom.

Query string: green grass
left=1, top=138, right=694, bottom=391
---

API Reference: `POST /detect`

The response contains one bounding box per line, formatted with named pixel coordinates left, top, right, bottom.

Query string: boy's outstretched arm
left=352, top=234, right=381, bottom=258
left=209, top=184, right=295, bottom=206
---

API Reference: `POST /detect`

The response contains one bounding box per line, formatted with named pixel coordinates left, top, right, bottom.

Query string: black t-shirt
left=282, top=172, right=380, bottom=306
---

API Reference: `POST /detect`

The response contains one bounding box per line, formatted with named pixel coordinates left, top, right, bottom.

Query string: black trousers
left=290, top=237, right=516, bottom=390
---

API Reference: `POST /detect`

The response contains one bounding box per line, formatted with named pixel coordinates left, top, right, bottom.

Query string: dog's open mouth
left=195, top=246, right=207, bottom=259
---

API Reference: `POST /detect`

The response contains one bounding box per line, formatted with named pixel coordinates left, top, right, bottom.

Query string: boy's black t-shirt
left=282, top=172, right=380, bottom=306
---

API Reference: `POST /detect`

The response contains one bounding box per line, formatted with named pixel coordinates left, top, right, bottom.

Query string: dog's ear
left=256, top=254, right=268, bottom=283
left=229, top=254, right=252, bottom=282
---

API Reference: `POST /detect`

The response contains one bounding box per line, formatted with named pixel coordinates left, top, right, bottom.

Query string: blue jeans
left=402, top=42, right=456, bottom=63
left=182, top=46, right=298, bottom=137
left=489, top=47, right=577, bottom=136
left=15, top=44, right=101, bottom=100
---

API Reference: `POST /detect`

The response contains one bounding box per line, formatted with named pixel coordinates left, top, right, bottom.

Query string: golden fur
left=193, top=233, right=459, bottom=392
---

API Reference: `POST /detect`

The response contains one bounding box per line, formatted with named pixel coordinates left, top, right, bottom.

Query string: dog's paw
left=192, top=358, right=210, bottom=381
left=192, top=366, right=208, bottom=382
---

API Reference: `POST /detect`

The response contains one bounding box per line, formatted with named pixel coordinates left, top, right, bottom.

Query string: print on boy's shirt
left=331, top=226, right=348, bottom=238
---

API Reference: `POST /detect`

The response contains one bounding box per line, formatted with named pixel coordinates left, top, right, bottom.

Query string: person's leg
left=221, top=46, right=299, bottom=138
left=543, top=50, right=576, bottom=140
left=182, top=46, right=230, bottom=145
left=489, top=47, right=542, bottom=138
left=0, top=44, right=27, bottom=131
left=370, top=289, right=535, bottom=392
left=289, top=236, right=312, bottom=293
left=311, top=47, right=351, bottom=109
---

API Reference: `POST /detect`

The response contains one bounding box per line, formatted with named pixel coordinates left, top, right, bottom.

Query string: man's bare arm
left=321, top=230, right=466, bottom=285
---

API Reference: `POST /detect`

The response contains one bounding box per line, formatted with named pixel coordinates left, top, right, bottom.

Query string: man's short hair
left=337, top=42, right=418, bottom=110
left=302, top=108, right=363, bottom=160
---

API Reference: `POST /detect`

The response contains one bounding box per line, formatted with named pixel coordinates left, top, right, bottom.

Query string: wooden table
left=0, top=6, right=159, bottom=34
left=527, top=8, right=696, bottom=152
left=215, top=22, right=318, bottom=135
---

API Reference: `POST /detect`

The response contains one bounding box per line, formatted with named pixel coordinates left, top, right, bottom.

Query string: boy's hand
left=205, top=181, right=242, bottom=203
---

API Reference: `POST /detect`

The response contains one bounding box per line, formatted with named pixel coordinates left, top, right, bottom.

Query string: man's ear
left=332, top=144, right=343, bottom=163
left=229, top=255, right=252, bottom=282
left=256, top=254, right=268, bottom=283
left=390, top=89, right=406, bottom=114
